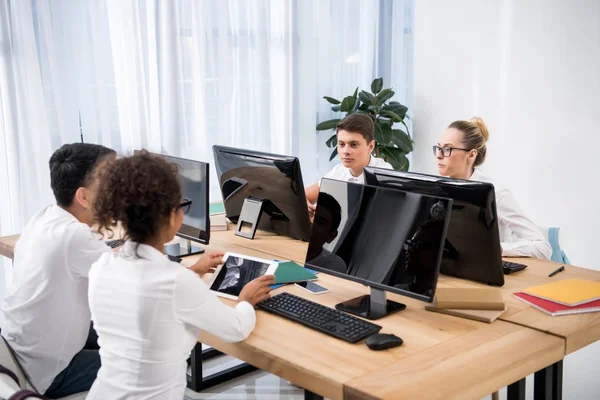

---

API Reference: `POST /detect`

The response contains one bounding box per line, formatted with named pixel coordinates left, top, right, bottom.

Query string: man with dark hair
left=305, top=113, right=392, bottom=218
left=305, top=192, right=347, bottom=274
left=1, top=143, right=115, bottom=398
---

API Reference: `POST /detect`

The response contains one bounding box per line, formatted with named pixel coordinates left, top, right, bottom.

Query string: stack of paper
left=514, top=278, right=600, bottom=316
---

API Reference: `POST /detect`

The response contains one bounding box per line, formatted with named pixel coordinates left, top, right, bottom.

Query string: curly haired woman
left=86, top=150, right=274, bottom=399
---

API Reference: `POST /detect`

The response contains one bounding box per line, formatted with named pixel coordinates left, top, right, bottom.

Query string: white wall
left=413, top=1, right=600, bottom=398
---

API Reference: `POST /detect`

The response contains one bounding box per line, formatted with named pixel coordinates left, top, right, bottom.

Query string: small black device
left=502, top=260, right=527, bottom=275
left=167, top=254, right=183, bottom=264
left=104, top=239, right=124, bottom=249
left=365, top=333, right=404, bottom=351
left=258, top=293, right=382, bottom=343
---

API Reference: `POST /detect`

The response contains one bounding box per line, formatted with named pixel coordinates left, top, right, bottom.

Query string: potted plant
left=315, top=77, right=413, bottom=170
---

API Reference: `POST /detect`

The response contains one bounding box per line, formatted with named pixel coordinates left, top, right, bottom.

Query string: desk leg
left=304, top=389, right=324, bottom=400
left=507, top=378, right=526, bottom=400
left=187, top=343, right=258, bottom=392
left=534, top=360, right=563, bottom=400
left=552, top=359, right=563, bottom=400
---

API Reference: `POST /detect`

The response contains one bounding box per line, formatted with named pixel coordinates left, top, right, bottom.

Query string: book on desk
left=514, top=278, right=600, bottom=316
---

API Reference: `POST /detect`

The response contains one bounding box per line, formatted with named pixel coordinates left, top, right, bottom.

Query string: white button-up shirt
left=470, top=169, right=552, bottom=259
left=0, top=205, right=110, bottom=393
left=320, top=156, right=393, bottom=185
left=87, top=241, right=255, bottom=400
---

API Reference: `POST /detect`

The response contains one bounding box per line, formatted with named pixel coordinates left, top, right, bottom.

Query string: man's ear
left=368, top=139, right=375, bottom=152
left=326, top=230, right=339, bottom=244
left=74, top=187, right=89, bottom=209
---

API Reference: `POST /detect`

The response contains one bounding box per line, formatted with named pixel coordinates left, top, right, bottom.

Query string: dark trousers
left=44, top=323, right=100, bottom=399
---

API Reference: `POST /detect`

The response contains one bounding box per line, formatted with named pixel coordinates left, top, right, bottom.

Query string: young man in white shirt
left=0, top=143, right=116, bottom=398
left=305, top=113, right=392, bottom=218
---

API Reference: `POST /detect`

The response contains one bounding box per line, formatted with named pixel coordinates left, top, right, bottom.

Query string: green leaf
left=323, top=96, right=341, bottom=105
left=340, top=96, right=356, bottom=112
left=377, top=88, right=395, bottom=104
left=379, top=146, right=409, bottom=171
left=329, top=147, right=338, bottom=161
left=374, top=122, right=394, bottom=146
left=382, top=102, right=408, bottom=119
left=326, top=134, right=337, bottom=148
left=352, top=87, right=359, bottom=99
left=358, top=91, right=378, bottom=106
left=380, top=110, right=403, bottom=122
left=371, top=77, right=383, bottom=94
left=352, top=99, right=361, bottom=112
left=400, top=120, right=411, bottom=137
left=391, top=129, right=413, bottom=152
left=331, top=105, right=341, bottom=112
left=316, top=118, right=341, bottom=131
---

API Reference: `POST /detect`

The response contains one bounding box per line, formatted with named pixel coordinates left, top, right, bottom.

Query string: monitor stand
left=164, top=238, right=205, bottom=258
left=335, top=287, right=406, bottom=320
left=235, top=196, right=288, bottom=240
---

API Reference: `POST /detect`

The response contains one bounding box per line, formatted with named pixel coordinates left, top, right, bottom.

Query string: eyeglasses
left=432, top=145, right=472, bottom=158
left=177, top=198, right=192, bottom=214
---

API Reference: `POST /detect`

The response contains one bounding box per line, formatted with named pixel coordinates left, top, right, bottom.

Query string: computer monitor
left=212, top=145, right=312, bottom=241
left=305, top=178, right=452, bottom=320
left=364, top=167, right=505, bottom=286
left=138, top=151, right=210, bottom=257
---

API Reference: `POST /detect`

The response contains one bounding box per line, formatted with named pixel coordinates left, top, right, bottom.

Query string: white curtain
left=0, top=0, right=413, bottom=294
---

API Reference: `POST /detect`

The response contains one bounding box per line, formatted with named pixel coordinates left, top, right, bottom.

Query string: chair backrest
left=538, top=226, right=571, bottom=265
left=0, top=339, right=34, bottom=393
left=0, top=364, right=21, bottom=400
left=7, top=390, right=46, bottom=400
left=548, top=227, right=571, bottom=265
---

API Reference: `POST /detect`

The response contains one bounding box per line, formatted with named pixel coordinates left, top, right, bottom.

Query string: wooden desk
left=436, top=258, right=600, bottom=355
left=344, top=322, right=563, bottom=400
left=0, top=234, right=18, bottom=260
left=174, top=232, right=567, bottom=399
left=210, top=229, right=309, bottom=264
left=0, top=230, right=594, bottom=399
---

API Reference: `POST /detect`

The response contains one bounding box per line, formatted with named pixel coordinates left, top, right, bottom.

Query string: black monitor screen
left=212, top=145, right=311, bottom=241
left=305, top=178, right=452, bottom=302
left=144, top=152, right=210, bottom=244
left=364, top=167, right=504, bottom=286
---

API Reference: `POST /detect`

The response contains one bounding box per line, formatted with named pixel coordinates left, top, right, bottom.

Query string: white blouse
left=470, top=169, right=552, bottom=260
left=87, top=242, right=255, bottom=400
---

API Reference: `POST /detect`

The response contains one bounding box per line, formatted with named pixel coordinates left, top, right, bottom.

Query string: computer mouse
left=365, top=333, right=403, bottom=351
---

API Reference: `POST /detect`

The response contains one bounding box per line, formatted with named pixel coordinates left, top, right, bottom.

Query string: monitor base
left=335, top=288, right=406, bottom=320
left=164, top=239, right=205, bottom=258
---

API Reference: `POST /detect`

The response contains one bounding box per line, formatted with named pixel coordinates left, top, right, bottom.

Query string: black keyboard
left=258, top=292, right=382, bottom=343
left=104, top=239, right=124, bottom=249
left=167, top=254, right=183, bottom=263
left=503, top=260, right=527, bottom=275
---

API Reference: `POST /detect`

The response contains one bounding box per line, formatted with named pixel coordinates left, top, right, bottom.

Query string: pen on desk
left=548, top=266, right=565, bottom=278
